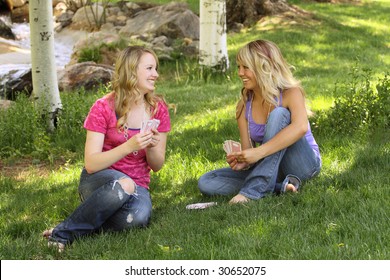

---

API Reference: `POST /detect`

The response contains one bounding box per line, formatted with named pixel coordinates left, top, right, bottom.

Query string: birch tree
left=199, top=0, right=229, bottom=72
left=29, top=0, right=62, bottom=131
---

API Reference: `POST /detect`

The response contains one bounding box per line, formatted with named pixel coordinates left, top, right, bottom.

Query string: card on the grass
left=186, top=202, right=217, bottom=210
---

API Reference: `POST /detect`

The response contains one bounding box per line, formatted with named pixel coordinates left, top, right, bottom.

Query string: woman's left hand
left=146, top=128, right=161, bottom=148
left=233, top=148, right=262, bottom=165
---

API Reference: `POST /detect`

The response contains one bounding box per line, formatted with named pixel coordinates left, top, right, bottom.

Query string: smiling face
left=237, top=63, right=260, bottom=93
left=136, top=52, right=159, bottom=94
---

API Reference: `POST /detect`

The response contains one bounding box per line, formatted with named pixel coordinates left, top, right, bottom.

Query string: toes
left=48, top=241, right=65, bottom=253
left=42, top=228, right=53, bottom=239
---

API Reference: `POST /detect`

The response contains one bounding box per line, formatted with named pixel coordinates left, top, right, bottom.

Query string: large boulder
left=69, top=3, right=106, bottom=30
left=0, top=18, right=15, bottom=39
left=5, top=0, right=26, bottom=10
left=119, top=2, right=199, bottom=40
left=10, top=2, right=29, bottom=23
left=58, top=62, right=114, bottom=92
left=0, top=64, right=32, bottom=100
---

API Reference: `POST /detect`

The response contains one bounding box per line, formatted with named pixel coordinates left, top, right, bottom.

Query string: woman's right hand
left=126, top=131, right=153, bottom=153
left=226, top=154, right=250, bottom=170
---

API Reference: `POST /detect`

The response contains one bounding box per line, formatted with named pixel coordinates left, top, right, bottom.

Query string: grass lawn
left=0, top=0, right=389, bottom=260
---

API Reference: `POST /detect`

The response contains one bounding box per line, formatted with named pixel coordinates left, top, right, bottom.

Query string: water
left=0, top=15, right=87, bottom=69
left=0, top=15, right=87, bottom=96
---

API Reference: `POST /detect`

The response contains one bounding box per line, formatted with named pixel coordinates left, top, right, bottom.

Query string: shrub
left=311, top=69, right=390, bottom=136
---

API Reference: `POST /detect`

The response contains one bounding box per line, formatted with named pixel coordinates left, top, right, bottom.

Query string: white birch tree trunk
left=29, top=0, right=62, bottom=131
left=199, top=0, right=229, bottom=72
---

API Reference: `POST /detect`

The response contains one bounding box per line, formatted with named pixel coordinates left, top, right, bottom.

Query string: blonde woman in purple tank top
left=198, top=40, right=321, bottom=204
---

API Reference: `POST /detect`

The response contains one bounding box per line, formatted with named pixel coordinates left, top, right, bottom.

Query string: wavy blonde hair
left=236, top=39, right=304, bottom=107
left=110, top=46, right=161, bottom=130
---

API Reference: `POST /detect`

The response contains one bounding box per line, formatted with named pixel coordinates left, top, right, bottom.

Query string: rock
left=0, top=99, right=13, bottom=110
left=58, top=62, right=114, bottom=92
left=0, top=65, right=32, bottom=100
left=0, top=18, right=15, bottom=40
left=70, top=3, right=106, bottom=30
left=119, top=3, right=199, bottom=40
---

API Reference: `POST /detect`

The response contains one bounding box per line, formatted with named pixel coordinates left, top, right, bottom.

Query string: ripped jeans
left=198, top=107, right=322, bottom=200
left=50, top=168, right=152, bottom=245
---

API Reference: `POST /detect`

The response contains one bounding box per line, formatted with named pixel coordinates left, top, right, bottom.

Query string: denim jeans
left=198, top=107, right=322, bottom=200
left=50, top=168, right=152, bottom=245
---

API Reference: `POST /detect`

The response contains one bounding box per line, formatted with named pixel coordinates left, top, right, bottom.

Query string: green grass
left=0, top=0, right=389, bottom=260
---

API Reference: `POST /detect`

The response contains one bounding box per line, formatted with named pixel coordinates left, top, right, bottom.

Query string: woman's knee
left=264, top=107, right=291, bottom=140
left=198, top=173, right=214, bottom=195
left=126, top=207, right=152, bottom=228
left=268, top=107, right=290, bottom=123
left=118, top=177, right=135, bottom=195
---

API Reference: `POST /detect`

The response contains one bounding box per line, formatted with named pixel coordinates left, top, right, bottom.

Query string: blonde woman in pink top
left=43, top=46, right=171, bottom=251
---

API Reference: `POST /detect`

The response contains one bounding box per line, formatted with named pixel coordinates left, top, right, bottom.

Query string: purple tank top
left=245, top=92, right=320, bottom=159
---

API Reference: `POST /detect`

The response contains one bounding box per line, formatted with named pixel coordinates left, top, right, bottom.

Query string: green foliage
left=78, top=45, right=102, bottom=63
left=312, top=68, right=390, bottom=135
left=0, top=88, right=104, bottom=163
left=0, top=94, right=47, bottom=159
left=77, top=38, right=143, bottom=63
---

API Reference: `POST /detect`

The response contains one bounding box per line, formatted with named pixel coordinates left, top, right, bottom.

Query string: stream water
left=0, top=15, right=87, bottom=70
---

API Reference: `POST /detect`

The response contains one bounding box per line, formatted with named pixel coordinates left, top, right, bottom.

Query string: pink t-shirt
left=83, top=95, right=171, bottom=189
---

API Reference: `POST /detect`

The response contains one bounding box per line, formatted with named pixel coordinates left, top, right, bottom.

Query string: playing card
left=223, top=140, right=241, bottom=154
left=141, top=119, right=160, bottom=133
left=151, top=119, right=160, bottom=130
left=231, top=141, right=241, bottom=152
left=186, top=202, right=217, bottom=210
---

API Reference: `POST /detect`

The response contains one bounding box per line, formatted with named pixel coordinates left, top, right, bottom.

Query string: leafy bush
left=311, top=69, right=390, bottom=136
left=0, top=94, right=47, bottom=159
left=0, top=88, right=104, bottom=162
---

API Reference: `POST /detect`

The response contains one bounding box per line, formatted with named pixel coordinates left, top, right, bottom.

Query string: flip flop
left=281, top=174, right=301, bottom=193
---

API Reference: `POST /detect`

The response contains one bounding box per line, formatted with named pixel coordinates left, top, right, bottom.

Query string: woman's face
left=237, top=63, right=259, bottom=92
left=136, top=52, right=159, bottom=94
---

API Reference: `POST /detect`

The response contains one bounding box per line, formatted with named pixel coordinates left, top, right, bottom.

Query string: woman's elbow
left=84, top=162, right=97, bottom=174
left=297, top=123, right=308, bottom=137
left=151, top=162, right=164, bottom=172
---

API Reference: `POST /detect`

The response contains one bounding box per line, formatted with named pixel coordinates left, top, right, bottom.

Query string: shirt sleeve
left=154, top=100, right=171, bottom=133
left=83, top=98, right=112, bottom=134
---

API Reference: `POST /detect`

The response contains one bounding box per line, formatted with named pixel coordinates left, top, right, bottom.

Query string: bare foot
left=42, top=228, right=53, bottom=239
left=285, top=183, right=298, bottom=193
left=48, top=241, right=65, bottom=253
left=229, top=194, right=250, bottom=204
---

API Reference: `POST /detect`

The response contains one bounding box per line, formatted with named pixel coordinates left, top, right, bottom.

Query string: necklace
left=122, top=102, right=149, bottom=156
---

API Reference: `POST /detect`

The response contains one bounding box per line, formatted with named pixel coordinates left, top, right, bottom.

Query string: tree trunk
left=29, top=0, right=62, bottom=131
left=199, top=0, right=229, bottom=72
left=226, top=0, right=291, bottom=28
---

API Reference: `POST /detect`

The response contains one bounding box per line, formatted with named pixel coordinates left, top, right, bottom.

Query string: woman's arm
left=84, top=130, right=153, bottom=174
left=226, top=100, right=252, bottom=170
left=237, top=103, right=252, bottom=151
left=145, top=129, right=168, bottom=172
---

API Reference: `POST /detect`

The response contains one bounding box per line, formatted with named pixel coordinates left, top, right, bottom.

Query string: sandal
left=281, top=174, right=301, bottom=193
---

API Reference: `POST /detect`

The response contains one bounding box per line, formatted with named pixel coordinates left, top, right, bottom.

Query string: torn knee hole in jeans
left=114, top=178, right=136, bottom=196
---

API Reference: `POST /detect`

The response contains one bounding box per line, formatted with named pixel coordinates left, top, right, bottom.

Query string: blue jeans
left=198, top=107, right=322, bottom=200
left=50, top=168, right=152, bottom=245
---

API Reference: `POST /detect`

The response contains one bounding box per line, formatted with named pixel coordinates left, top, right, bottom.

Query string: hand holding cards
left=223, top=140, right=241, bottom=154
left=141, top=119, right=160, bottom=133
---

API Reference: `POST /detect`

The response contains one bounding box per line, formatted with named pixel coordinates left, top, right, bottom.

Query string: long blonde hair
left=236, top=40, right=304, bottom=107
left=111, top=46, right=161, bottom=130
